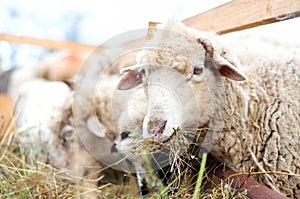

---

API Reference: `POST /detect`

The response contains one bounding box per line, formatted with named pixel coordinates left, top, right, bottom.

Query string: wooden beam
left=0, top=34, right=98, bottom=52
left=182, top=0, right=300, bottom=34
left=213, top=164, right=289, bottom=199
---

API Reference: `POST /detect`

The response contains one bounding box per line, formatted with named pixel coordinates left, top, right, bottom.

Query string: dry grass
left=0, top=117, right=249, bottom=198
left=0, top=118, right=113, bottom=198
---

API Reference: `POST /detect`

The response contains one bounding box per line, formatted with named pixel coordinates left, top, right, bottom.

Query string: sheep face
left=144, top=64, right=211, bottom=142
left=118, top=23, right=246, bottom=143
left=118, top=48, right=206, bottom=141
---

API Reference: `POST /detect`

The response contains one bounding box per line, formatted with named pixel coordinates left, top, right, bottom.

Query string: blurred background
left=0, top=0, right=299, bottom=70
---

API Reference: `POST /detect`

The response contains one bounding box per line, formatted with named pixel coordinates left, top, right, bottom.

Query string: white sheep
left=117, top=22, right=300, bottom=198
left=5, top=45, right=146, bottom=197
left=72, top=49, right=153, bottom=192
left=15, top=79, right=71, bottom=144
left=38, top=50, right=87, bottom=82
left=13, top=78, right=99, bottom=177
left=113, top=87, right=155, bottom=195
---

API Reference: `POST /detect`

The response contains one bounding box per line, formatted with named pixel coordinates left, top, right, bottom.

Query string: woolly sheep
left=7, top=46, right=143, bottom=196
left=113, top=87, right=151, bottom=195
left=13, top=79, right=99, bottom=177
left=72, top=49, right=151, bottom=193
left=12, top=49, right=138, bottom=182
left=39, top=50, right=87, bottom=82
left=11, top=44, right=138, bottom=173
left=117, top=22, right=300, bottom=198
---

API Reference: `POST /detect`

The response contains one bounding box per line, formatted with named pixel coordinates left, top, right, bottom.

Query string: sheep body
left=9, top=46, right=144, bottom=195
left=117, top=22, right=300, bottom=198
left=72, top=59, right=153, bottom=194
left=11, top=46, right=139, bottom=182
left=71, top=49, right=148, bottom=188
left=12, top=78, right=117, bottom=199
left=218, top=58, right=300, bottom=197
left=15, top=79, right=71, bottom=144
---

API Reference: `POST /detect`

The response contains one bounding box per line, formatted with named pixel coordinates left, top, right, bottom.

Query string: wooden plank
left=213, top=164, right=289, bottom=199
left=182, top=0, right=300, bottom=34
left=0, top=33, right=146, bottom=52
left=0, top=34, right=98, bottom=52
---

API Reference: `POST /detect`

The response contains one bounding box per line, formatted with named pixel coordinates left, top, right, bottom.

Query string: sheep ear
left=213, top=55, right=246, bottom=81
left=87, top=115, right=106, bottom=138
left=197, top=37, right=246, bottom=81
left=117, top=65, right=143, bottom=90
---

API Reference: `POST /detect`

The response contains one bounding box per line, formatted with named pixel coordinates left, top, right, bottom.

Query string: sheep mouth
left=162, top=127, right=181, bottom=143
left=150, top=120, right=167, bottom=141
left=149, top=127, right=180, bottom=144
left=152, top=126, right=166, bottom=140
left=150, top=126, right=208, bottom=147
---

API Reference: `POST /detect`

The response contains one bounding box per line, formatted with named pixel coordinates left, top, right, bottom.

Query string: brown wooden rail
left=0, top=33, right=98, bottom=52
left=183, top=0, right=300, bottom=34
left=214, top=165, right=290, bottom=199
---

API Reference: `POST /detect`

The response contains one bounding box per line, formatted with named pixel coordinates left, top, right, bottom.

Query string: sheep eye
left=121, top=131, right=131, bottom=140
left=193, top=66, right=203, bottom=75
left=141, top=68, right=148, bottom=79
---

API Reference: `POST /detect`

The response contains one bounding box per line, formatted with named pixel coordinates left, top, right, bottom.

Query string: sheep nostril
left=149, top=119, right=167, bottom=139
left=111, top=143, right=118, bottom=153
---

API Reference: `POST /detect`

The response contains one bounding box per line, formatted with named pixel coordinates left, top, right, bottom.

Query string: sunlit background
left=0, top=0, right=300, bottom=70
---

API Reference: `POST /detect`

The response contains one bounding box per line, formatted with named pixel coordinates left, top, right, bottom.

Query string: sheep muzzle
left=148, top=119, right=167, bottom=141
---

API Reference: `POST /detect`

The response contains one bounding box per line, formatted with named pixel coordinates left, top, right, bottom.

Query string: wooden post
left=182, top=0, right=300, bottom=34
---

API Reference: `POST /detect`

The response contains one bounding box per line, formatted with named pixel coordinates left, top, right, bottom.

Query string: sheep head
left=117, top=22, right=245, bottom=143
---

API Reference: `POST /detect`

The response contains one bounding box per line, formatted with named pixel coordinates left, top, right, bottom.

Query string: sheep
left=72, top=48, right=151, bottom=193
left=1, top=42, right=145, bottom=197
left=11, top=79, right=118, bottom=199
left=117, top=22, right=300, bottom=198
left=14, top=79, right=71, bottom=143
left=113, top=87, right=154, bottom=195
left=13, top=78, right=96, bottom=175
left=12, top=80, right=141, bottom=199
left=8, top=43, right=141, bottom=187
left=39, top=50, right=87, bottom=83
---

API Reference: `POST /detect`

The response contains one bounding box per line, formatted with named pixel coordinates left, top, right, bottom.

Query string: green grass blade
left=192, top=153, right=207, bottom=199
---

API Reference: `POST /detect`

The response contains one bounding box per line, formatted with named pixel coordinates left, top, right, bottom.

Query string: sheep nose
left=148, top=119, right=167, bottom=140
